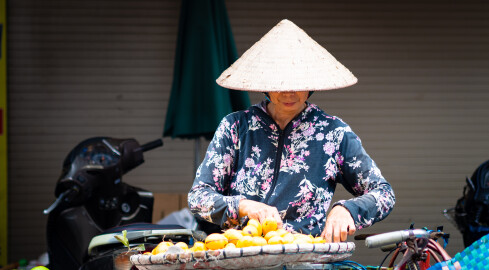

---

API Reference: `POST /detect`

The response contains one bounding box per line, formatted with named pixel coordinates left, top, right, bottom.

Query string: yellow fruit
left=313, top=236, right=326, bottom=243
left=264, top=230, right=280, bottom=241
left=282, top=233, right=295, bottom=244
left=152, top=241, right=174, bottom=255
left=293, top=236, right=313, bottom=244
left=293, top=233, right=308, bottom=239
left=242, top=225, right=259, bottom=237
left=224, top=243, right=237, bottom=249
left=236, top=235, right=254, bottom=248
left=261, top=217, right=278, bottom=236
left=192, top=241, right=206, bottom=252
left=223, top=229, right=243, bottom=245
left=267, top=235, right=284, bottom=245
left=276, top=229, right=289, bottom=237
left=247, top=219, right=263, bottom=236
left=252, top=236, right=267, bottom=246
left=175, top=242, right=189, bottom=250
left=205, top=233, right=228, bottom=250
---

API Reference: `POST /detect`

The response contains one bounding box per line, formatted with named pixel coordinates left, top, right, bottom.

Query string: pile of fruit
left=150, top=217, right=326, bottom=255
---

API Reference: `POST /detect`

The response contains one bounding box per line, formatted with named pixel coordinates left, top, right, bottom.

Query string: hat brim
left=216, top=19, right=358, bottom=92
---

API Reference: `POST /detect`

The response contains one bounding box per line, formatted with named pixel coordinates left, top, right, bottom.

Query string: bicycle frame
left=365, top=229, right=451, bottom=270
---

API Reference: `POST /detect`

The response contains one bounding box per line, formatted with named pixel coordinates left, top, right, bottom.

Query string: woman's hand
left=321, top=205, right=356, bottom=242
left=239, top=199, right=283, bottom=228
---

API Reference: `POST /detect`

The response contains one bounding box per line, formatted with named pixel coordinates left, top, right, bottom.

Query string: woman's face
left=267, top=91, right=309, bottom=115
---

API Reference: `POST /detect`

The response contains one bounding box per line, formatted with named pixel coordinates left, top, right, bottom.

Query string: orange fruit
left=275, top=228, right=289, bottom=237
left=236, top=235, right=254, bottom=248
left=247, top=219, right=263, bottom=236
left=282, top=233, right=295, bottom=244
left=175, top=242, right=189, bottom=250
left=152, top=241, right=174, bottom=255
left=293, top=236, right=313, bottom=244
left=267, top=235, right=284, bottom=245
left=242, top=225, right=259, bottom=237
left=261, top=217, right=278, bottom=236
left=223, top=229, right=243, bottom=245
left=264, top=230, right=280, bottom=241
left=252, top=236, right=268, bottom=246
left=313, top=236, right=326, bottom=244
left=205, top=233, right=228, bottom=250
left=191, top=241, right=206, bottom=252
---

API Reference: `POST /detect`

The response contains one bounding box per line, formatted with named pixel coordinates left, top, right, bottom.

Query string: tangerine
left=242, top=225, right=259, bottom=237
left=205, top=233, right=228, bottom=250
left=236, top=235, right=254, bottom=248
left=261, top=217, right=278, bottom=236
left=223, top=229, right=243, bottom=244
left=247, top=219, right=263, bottom=236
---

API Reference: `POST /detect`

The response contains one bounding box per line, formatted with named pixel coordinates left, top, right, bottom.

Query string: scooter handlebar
left=136, top=139, right=163, bottom=153
left=365, top=229, right=430, bottom=248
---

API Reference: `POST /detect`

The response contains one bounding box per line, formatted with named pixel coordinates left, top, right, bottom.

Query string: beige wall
left=7, top=0, right=489, bottom=265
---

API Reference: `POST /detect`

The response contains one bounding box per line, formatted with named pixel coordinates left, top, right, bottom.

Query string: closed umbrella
left=163, top=0, right=250, bottom=171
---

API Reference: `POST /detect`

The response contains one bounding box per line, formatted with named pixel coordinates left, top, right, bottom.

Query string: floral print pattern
left=189, top=101, right=395, bottom=235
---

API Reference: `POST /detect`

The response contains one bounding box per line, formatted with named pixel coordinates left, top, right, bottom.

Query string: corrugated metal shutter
left=7, top=0, right=187, bottom=262
left=7, top=0, right=489, bottom=264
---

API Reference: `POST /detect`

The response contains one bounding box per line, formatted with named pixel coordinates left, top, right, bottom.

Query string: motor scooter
left=44, top=137, right=201, bottom=270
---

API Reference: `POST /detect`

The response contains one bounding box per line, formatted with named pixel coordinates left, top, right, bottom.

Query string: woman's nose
left=280, top=91, right=295, bottom=96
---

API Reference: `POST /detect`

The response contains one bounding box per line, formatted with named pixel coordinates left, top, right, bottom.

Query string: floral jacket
left=188, top=101, right=395, bottom=236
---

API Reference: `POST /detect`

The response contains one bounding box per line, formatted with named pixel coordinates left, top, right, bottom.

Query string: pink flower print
left=261, top=181, right=270, bottom=191
left=304, top=125, right=314, bottom=137
left=223, top=154, right=232, bottom=167
left=316, top=133, right=324, bottom=141
left=336, top=153, right=344, bottom=165
left=212, top=168, right=220, bottom=178
left=304, top=150, right=310, bottom=156
left=287, top=158, right=294, bottom=167
left=269, top=124, right=277, bottom=131
left=280, top=159, right=287, bottom=168
left=299, top=185, right=310, bottom=196
left=245, top=158, right=255, bottom=168
left=323, top=142, right=335, bottom=156
left=292, top=120, right=300, bottom=128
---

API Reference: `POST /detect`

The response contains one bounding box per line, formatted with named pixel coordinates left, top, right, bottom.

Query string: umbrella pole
left=194, top=137, right=201, bottom=175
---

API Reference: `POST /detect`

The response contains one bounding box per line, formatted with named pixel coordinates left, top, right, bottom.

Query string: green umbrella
left=163, top=0, right=250, bottom=170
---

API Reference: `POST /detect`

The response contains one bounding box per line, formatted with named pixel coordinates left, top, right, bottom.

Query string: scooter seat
left=88, top=223, right=202, bottom=256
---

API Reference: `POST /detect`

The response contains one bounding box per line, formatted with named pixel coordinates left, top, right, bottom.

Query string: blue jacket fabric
left=188, top=101, right=395, bottom=236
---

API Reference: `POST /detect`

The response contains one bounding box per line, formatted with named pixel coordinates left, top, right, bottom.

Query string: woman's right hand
left=239, top=199, right=283, bottom=228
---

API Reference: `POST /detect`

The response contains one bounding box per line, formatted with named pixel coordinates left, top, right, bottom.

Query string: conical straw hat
left=216, top=19, right=357, bottom=92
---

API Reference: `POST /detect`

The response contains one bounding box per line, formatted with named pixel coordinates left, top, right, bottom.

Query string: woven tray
left=130, top=242, right=355, bottom=269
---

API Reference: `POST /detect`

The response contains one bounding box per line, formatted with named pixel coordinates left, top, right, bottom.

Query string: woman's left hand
left=321, top=205, right=356, bottom=242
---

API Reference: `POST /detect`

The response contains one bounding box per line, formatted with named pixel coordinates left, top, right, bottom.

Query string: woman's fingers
left=239, top=199, right=282, bottom=226
left=322, top=205, right=355, bottom=243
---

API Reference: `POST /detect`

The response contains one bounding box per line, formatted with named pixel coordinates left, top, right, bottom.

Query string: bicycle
left=360, top=227, right=452, bottom=270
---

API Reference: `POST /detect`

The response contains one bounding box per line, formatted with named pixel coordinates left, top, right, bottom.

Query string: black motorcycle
left=44, top=137, right=200, bottom=270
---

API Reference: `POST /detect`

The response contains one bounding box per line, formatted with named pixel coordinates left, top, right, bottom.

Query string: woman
left=188, top=19, right=395, bottom=242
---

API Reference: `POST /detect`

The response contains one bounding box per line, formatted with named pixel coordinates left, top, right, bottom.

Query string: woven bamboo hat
left=216, top=19, right=357, bottom=92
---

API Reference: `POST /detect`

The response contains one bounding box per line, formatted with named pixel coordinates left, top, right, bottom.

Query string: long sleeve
left=333, top=127, right=396, bottom=230
left=188, top=117, right=245, bottom=229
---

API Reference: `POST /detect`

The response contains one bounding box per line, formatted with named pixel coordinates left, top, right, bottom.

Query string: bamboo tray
left=130, top=242, right=355, bottom=270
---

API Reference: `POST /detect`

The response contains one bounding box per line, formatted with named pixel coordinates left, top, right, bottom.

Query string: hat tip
left=279, top=19, right=294, bottom=25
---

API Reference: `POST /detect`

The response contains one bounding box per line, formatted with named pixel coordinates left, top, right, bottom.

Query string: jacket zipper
left=264, top=128, right=286, bottom=204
